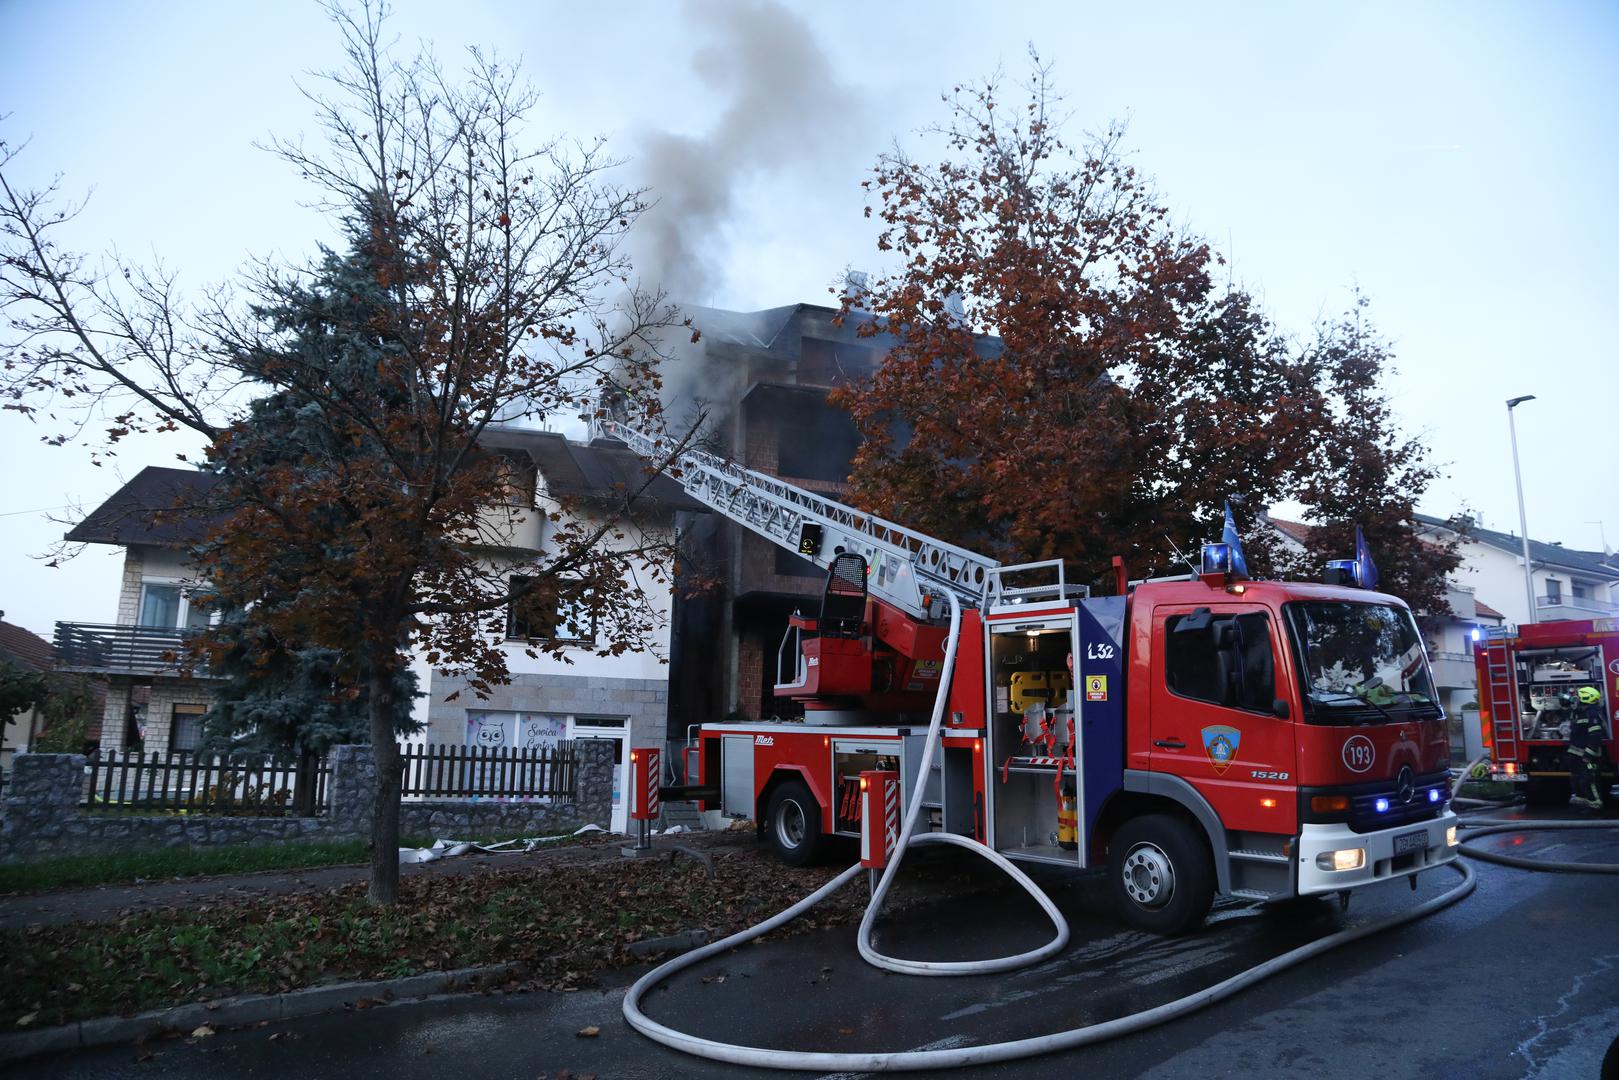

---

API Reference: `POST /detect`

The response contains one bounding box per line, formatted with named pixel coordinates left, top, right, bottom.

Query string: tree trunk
left=366, top=661, right=404, bottom=906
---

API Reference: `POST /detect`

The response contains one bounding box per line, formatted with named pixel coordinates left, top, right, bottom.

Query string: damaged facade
left=663, top=303, right=891, bottom=739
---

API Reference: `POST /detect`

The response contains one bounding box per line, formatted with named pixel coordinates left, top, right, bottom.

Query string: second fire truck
left=609, top=420, right=1461, bottom=934
left=1473, top=617, right=1618, bottom=805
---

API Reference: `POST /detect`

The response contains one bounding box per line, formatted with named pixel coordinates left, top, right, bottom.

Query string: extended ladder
left=1480, top=626, right=1520, bottom=762
left=600, top=419, right=1000, bottom=620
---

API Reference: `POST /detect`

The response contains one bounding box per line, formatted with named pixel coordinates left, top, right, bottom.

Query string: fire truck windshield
left=1284, top=601, right=1440, bottom=724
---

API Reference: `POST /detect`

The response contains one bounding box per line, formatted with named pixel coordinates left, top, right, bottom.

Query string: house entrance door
left=572, top=718, right=630, bottom=834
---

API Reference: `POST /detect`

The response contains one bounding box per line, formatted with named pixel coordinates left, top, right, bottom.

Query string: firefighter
left=1568, top=685, right=1608, bottom=811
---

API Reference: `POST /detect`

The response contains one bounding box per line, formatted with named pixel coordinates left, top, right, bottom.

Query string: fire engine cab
left=606, top=420, right=1461, bottom=934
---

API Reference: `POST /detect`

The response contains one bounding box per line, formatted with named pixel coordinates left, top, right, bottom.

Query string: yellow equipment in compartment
left=1010, top=671, right=1075, bottom=713
left=1057, top=787, right=1078, bottom=850
left=1009, top=672, right=1048, bottom=712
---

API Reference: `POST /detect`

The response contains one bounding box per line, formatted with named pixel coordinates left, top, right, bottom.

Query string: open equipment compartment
left=1514, top=643, right=1609, bottom=742
left=987, top=613, right=1081, bottom=866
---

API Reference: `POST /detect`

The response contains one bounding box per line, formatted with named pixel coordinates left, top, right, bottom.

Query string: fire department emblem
left=1200, top=725, right=1241, bottom=774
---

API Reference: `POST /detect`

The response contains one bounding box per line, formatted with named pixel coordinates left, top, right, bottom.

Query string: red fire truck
left=607, top=421, right=1461, bottom=934
left=1473, top=617, right=1618, bottom=805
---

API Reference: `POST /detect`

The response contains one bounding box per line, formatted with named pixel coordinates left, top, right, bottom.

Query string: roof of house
left=65, top=433, right=706, bottom=551
left=683, top=303, right=815, bottom=351
left=0, top=619, right=52, bottom=671
left=64, top=467, right=222, bottom=547
left=1413, top=513, right=1619, bottom=580
left=1269, top=517, right=1313, bottom=545
left=1474, top=599, right=1505, bottom=620
left=434, top=427, right=707, bottom=513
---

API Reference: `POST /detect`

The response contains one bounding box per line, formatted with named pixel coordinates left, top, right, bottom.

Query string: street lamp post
left=1506, top=395, right=1537, bottom=625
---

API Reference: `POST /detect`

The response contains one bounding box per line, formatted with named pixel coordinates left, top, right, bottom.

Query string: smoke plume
left=632, top=0, right=862, bottom=304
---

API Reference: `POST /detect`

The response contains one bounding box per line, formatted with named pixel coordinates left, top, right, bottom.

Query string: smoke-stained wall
left=663, top=302, right=893, bottom=735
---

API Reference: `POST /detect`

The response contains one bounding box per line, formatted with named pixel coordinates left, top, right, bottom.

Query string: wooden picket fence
left=81, top=749, right=328, bottom=816
left=399, top=741, right=577, bottom=801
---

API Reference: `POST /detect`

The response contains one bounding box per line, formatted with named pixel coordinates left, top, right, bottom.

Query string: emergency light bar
left=1324, top=559, right=1364, bottom=588
left=1201, top=543, right=1234, bottom=575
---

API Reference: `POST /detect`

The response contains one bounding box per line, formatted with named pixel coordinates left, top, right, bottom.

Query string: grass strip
left=0, top=841, right=374, bottom=895
left=0, top=831, right=587, bottom=895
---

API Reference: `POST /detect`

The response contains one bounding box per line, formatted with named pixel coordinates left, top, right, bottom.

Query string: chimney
left=844, top=270, right=870, bottom=307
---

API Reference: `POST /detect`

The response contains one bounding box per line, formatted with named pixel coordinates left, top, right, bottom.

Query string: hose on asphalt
left=1449, top=755, right=1619, bottom=873
left=620, top=591, right=1479, bottom=1071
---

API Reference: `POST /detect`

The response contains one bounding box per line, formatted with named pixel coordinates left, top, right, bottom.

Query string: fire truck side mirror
left=1271, top=698, right=1291, bottom=720
left=1175, top=607, right=1214, bottom=634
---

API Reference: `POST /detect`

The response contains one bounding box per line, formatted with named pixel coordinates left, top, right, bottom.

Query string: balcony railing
left=53, top=622, right=211, bottom=676
left=1535, top=595, right=1619, bottom=617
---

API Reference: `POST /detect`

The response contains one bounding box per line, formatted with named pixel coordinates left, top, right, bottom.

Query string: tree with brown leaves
left=835, top=56, right=1456, bottom=608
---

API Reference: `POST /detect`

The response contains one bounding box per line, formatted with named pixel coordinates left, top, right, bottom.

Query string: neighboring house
left=54, top=432, right=700, bottom=833
left=404, top=428, right=704, bottom=834
left=55, top=468, right=224, bottom=754
left=1412, top=513, right=1619, bottom=628
left=1265, top=515, right=1506, bottom=717
left=0, top=616, right=55, bottom=779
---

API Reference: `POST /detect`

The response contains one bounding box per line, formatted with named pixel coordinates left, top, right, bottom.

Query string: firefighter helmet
left=1577, top=685, right=1601, bottom=704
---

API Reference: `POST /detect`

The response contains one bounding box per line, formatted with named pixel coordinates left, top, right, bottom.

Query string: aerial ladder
left=599, top=418, right=1003, bottom=622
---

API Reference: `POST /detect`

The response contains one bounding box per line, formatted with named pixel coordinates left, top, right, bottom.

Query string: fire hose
left=621, top=591, right=1481, bottom=1071
left=1449, top=756, right=1619, bottom=874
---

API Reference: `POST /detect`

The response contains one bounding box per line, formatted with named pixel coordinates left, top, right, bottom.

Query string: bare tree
left=1, top=2, right=695, bottom=904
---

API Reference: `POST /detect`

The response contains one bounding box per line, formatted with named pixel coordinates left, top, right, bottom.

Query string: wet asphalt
left=13, top=805, right=1619, bottom=1080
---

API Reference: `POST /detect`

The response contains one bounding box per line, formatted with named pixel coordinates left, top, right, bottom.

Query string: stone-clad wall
left=0, top=740, right=615, bottom=865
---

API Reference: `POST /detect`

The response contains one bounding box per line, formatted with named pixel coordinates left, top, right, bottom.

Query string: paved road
left=15, top=808, right=1619, bottom=1079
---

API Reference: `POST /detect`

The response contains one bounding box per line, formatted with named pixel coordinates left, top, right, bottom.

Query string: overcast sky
left=1, top=0, right=1615, bottom=639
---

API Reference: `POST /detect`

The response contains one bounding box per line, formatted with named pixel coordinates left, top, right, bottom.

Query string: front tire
left=1107, top=814, right=1215, bottom=935
left=765, top=779, right=823, bottom=866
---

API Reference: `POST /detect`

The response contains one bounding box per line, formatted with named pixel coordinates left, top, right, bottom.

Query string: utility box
left=859, top=769, right=900, bottom=869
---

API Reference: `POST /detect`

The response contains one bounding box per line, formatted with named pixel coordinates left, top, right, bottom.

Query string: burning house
left=661, top=301, right=891, bottom=738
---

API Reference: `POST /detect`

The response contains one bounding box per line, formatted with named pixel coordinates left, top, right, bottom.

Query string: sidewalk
left=0, top=830, right=752, bottom=931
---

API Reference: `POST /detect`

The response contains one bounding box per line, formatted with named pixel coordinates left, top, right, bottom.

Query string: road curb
left=0, top=961, right=525, bottom=1065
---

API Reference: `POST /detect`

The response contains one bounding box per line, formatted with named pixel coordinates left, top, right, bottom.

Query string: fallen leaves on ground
left=1, top=839, right=977, bottom=1029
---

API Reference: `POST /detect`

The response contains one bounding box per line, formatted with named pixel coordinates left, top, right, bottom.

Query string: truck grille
left=1347, top=773, right=1449, bottom=833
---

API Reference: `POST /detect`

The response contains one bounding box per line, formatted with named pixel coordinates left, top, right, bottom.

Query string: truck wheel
left=1108, top=814, right=1214, bottom=936
left=1524, top=777, right=1569, bottom=807
left=765, top=780, right=823, bottom=867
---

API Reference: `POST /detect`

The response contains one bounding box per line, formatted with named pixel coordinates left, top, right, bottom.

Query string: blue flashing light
left=1201, top=542, right=1233, bottom=575
left=1374, top=797, right=1390, bottom=813
left=1326, top=558, right=1363, bottom=587
left=1428, top=788, right=1442, bottom=803
left=1470, top=627, right=1481, bottom=642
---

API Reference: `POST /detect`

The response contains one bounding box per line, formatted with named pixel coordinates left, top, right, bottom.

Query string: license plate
left=1393, top=829, right=1428, bottom=855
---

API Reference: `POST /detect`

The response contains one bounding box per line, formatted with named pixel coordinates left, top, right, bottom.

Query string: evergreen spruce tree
left=196, top=205, right=421, bottom=764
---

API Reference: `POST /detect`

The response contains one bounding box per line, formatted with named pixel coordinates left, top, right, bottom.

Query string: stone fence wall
left=0, top=740, right=615, bottom=865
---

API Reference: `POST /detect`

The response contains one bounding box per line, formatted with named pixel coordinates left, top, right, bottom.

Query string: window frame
left=138, top=580, right=215, bottom=630
left=168, top=703, right=208, bottom=753
left=506, top=574, right=597, bottom=646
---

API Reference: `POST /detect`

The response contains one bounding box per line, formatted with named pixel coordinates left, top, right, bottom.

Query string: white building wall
left=1447, top=539, right=1619, bottom=626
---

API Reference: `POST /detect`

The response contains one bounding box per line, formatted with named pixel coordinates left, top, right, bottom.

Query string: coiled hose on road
left=1449, top=755, right=1619, bottom=874
left=621, top=593, right=1482, bottom=1071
